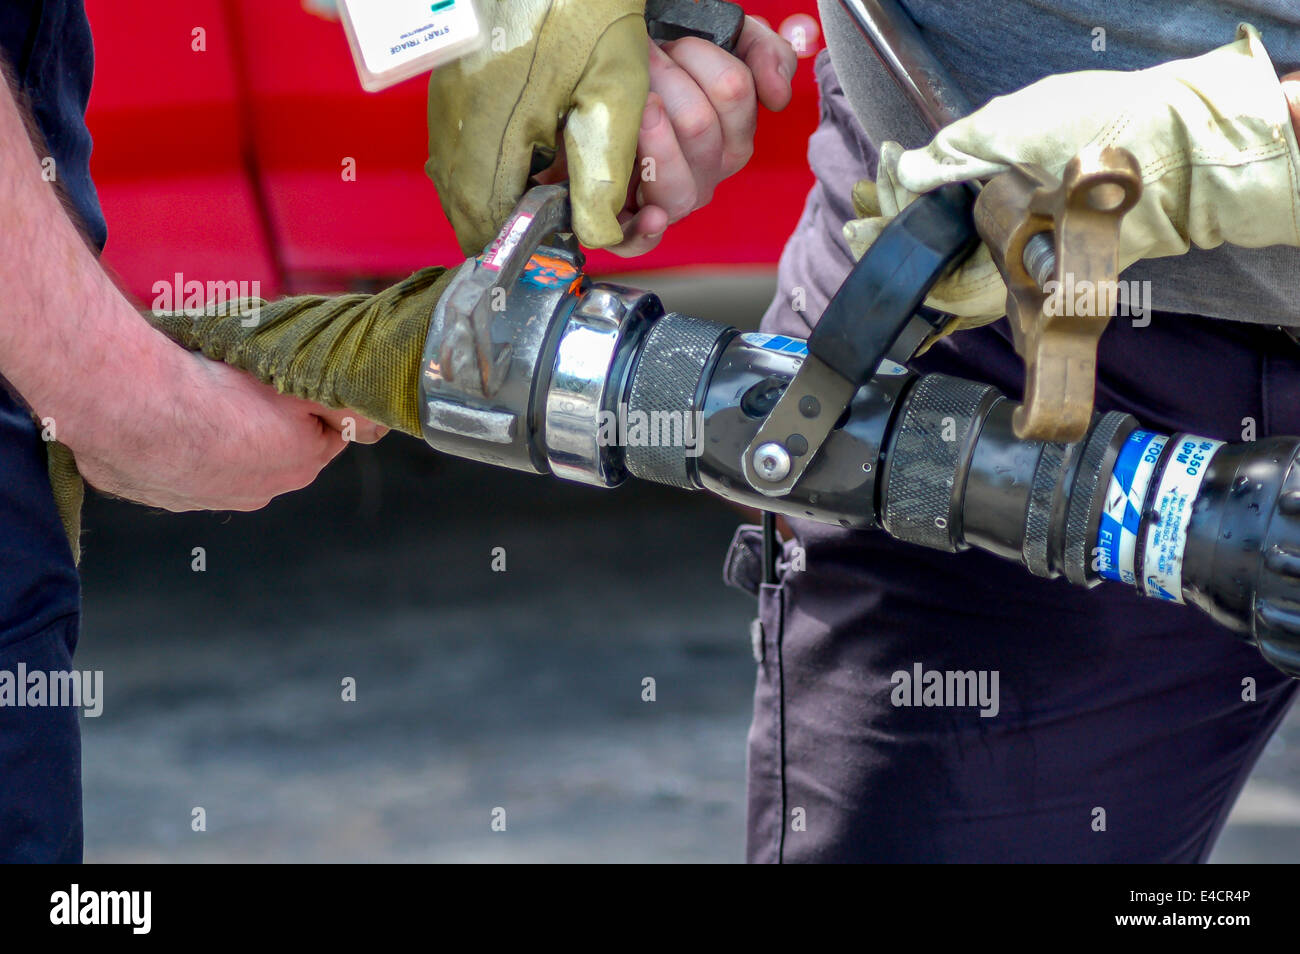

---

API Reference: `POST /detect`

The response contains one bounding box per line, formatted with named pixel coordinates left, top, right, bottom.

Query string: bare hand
left=69, top=345, right=383, bottom=512
left=612, top=18, right=796, bottom=256
left=536, top=17, right=796, bottom=257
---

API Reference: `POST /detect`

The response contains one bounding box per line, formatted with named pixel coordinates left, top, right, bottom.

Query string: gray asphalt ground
left=71, top=272, right=1300, bottom=863
left=78, top=435, right=757, bottom=863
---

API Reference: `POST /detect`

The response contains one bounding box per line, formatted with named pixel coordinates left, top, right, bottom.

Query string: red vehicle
left=84, top=0, right=823, bottom=302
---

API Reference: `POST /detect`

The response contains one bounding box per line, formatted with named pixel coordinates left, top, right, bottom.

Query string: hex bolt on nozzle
left=753, top=442, right=792, bottom=482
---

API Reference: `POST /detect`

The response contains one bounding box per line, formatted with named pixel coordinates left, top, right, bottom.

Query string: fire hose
left=411, top=0, right=1300, bottom=677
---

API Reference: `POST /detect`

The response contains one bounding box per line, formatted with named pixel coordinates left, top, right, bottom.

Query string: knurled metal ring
left=1063, top=411, right=1137, bottom=586
left=1024, top=440, right=1067, bottom=578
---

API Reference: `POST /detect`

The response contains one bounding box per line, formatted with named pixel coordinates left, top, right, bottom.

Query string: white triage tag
left=339, top=0, right=484, bottom=92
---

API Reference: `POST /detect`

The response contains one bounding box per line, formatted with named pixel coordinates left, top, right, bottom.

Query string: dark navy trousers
left=0, top=0, right=102, bottom=862
left=738, top=52, right=1300, bottom=862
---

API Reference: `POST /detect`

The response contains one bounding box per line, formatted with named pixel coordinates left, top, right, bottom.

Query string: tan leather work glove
left=426, top=0, right=649, bottom=253
left=844, top=23, right=1300, bottom=334
left=145, top=267, right=460, bottom=439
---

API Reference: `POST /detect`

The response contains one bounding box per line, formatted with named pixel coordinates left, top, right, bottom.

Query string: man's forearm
left=0, top=58, right=166, bottom=447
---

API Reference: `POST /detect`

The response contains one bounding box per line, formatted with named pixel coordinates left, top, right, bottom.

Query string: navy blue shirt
left=0, top=1, right=105, bottom=250
left=0, top=0, right=103, bottom=862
